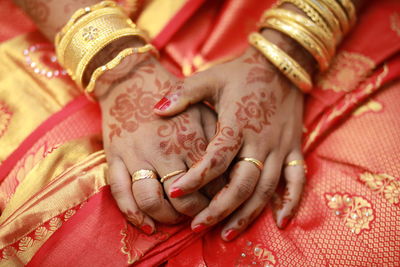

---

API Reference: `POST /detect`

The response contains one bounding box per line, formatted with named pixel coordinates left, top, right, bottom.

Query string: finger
left=169, top=123, right=243, bottom=198
left=190, top=145, right=267, bottom=233
left=220, top=152, right=283, bottom=241
left=153, top=71, right=219, bottom=116
left=199, top=104, right=218, bottom=142
left=163, top=169, right=210, bottom=217
left=130, top=161, right=182, bottom=224
left=108, top=157, right=155, bottom=234
left=274, top=149, right=306, bottom=229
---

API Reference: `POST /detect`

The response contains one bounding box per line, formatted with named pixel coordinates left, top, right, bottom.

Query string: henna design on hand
left=235, top=91, right=277, bottom=133
left=107, top=62, right=184, bottom=141
left=157, top=113, right=207, bottom=162
left=25, top=0, right=50, bottom=23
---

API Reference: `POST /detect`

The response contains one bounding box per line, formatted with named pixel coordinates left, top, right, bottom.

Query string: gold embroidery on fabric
left=236, top=240, right=277, bottom=266
left=0, top=102, right=12, bottom=139
left=317, top=51, right=375, bottom=92
left=325, top=193, right=374, bottom=234
left=390, top=12, right=400, bottom=37
left=359, top=172, right=400, bottom=205
left=0, top=206, right=81, bottom=263
left=353, top=100, right=383, bottom=116
left=120, top=227, right=139, bottom=265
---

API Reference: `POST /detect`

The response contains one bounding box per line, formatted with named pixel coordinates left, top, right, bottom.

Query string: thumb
left=153, top=71, right=218, bottom=116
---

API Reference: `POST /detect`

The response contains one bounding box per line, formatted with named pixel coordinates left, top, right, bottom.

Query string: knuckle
left=235, top=180, right=255, bottom=200
left=257, top=179, right=278, bottom=201
left=109, top=181, right=128, bottom=200
left=136, top=195, right=162, bottom=213
left=174, top=199, right=200, bottom=216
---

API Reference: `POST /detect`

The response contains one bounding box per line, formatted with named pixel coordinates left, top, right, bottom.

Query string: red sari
left=0, top=0, right=400, bottom=266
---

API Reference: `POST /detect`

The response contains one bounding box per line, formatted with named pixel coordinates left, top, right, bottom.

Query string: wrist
left=82, top=36, right=146, bottom=86
left=259, top=28, right=316, bottom=76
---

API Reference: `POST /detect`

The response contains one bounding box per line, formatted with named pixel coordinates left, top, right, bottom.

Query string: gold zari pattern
left=359, top=172, right=400, bottom=205
left=325, top=193, right=374, bottom=234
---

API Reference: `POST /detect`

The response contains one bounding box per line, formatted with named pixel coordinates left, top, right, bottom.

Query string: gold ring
left=160, top=170, right=186, bottom=183
left=286, top=159, right=308, bottom=173
left=132, top=169, right=158, bottom=183
left=239, top=157, right=264, bottom=171
left=286, top=159, right=305, bottom=166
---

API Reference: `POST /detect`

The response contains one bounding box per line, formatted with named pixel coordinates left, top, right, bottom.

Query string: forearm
left=13, top=0, right=101, bottom=41
left=261, top=0, right=367, bottom=75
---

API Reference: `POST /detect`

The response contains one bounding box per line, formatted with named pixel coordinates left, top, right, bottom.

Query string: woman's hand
left=153, top=32, right=310, bottom=240
left=97, top=54, right=221, bottom=235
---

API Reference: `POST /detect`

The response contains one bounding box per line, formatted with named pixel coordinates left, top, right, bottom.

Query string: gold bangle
left=74, top=28, right=148, bottom=88
left=260, top=16, right=331, bottom=71
left=319, top=0, right=350, bottom=34
left=261, top=8, right=335, bottom=57
left=277, top=0, right=338, bottom=44
left=303, top=0, right=342, bottom=43
left=336, top=0, right=356, bottom=27
left=54, top=1, right=117, bottom=47
left=57, top=7, right=129, bottom=68
left=85, top=44, right=158, bottom=95
left=248, top=32, right=313, bottom=92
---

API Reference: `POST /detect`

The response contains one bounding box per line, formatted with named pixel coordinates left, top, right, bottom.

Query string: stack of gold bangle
left=55, top=0, right=158, bottom=96
left=250, top=0, right=356, bottom=93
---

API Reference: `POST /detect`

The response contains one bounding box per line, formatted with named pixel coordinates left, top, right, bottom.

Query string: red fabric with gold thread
left=0, top=0, right=399, bottom=266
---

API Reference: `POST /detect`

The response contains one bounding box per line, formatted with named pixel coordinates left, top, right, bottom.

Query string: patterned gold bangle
left=261, top=17, right=331, bottom=71
left=277, top=0, right=335, bottom=42
left=303, top=0, right=342, bottom=43
left=56, top=6, right=128, bottom=68
left=248, top=32, right=313, bottom=92
left=85, top=44, right=158, bottom=95
left=261, top=8, right=335, bottom=61
left=74, top=28, right=148, bottom=88
left=54, top=1, right=117, bottom=47
left=320, top=0, right=350, bottom=34
left=336, top=0, right=356, bottom=27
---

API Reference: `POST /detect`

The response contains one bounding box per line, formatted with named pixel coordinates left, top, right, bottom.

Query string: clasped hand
left=98, top=46, right=306, bottom=241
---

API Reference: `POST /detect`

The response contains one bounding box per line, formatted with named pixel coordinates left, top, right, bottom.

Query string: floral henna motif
left=108, top=88, right=160, bottom=140
left=108, top=62, right=183, bottom=141
left=25, top=0, right=50, bottom=23
left=157, top=113, right=207, bottom=162
left=246, top=66, right=276, bottom=84
left=235, top=92, right=277, bottom=133
left=190, top=125, right=243, bottom=189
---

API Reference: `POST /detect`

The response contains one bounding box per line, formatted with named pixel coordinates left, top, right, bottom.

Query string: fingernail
left=154, top=97, right=171, bottom=111
left=140, top=224, right=153, bottom=235
left=192, top=223, right=207, bottom=233
left=278, top=216, right=292, bottom=229
left=170, top=187, right=184, bottom=198
left=224, top=229, right=239, bottom=241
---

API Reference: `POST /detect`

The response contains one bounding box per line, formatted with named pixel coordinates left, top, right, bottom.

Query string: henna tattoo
left=25, top=0, right=50, bottom=24
left=107, top=63, right=183, bottom=141
left=126, top=210, right=144, bottom=226
left=235, top=91, right=277, bottom=133
left=187, top=125, right=243, bottom=190
left=244, top=52, right=276, bottom=85
left=108, top=87, right=160, bottom=140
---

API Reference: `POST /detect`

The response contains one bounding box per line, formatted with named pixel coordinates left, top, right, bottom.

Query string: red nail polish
left=279, top=216, right=292, bottom=229
left=154, top=97, right=171, bottom=111
left=224, top=229, right=239, bottom=241
left=170, top=188, right=184, bottom=198
left=192, top=223, right=207, bottom=233
left=140, top=224, right=153, bottom=235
